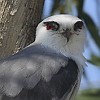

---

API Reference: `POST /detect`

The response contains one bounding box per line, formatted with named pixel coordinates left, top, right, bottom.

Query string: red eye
left=43, top=21, right=59, bottom=31
left=45, top=23, right=55, bottom=30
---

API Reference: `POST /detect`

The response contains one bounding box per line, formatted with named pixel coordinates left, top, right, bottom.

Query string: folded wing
left=0, top=44, right=68, bottom=97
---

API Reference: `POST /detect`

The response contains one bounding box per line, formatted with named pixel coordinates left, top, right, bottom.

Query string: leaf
left=74, top=0, right=84, bottom=17
left=81, top=89, right=100, bottom=97
left=88, top=54, right=100, bottom=66
left=76, top=89, right=100, bottom=100
left=51, top=0, right=61, bottom=14
left=82, top=12, right=100, bottom=48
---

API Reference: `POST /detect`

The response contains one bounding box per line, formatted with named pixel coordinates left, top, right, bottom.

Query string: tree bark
left=0, top=0, right=44, bottom=58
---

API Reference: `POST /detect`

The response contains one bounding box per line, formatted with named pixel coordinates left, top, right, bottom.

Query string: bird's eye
left=43, top=21, right=59, bottom=31
left=74, top=21, right=83, bottom=31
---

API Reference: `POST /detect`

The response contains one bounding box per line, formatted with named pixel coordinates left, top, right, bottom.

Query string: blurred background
left=43, top=0, right=100, bottom=100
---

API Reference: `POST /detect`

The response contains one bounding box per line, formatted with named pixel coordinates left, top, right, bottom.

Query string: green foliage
left=51, top=0, right=61, bottom=13
left=76, top=95, right=100, bottom=100
left=76, top=0, right=84, bottom=17
left=82, top=12, right=100, bottom=48
left=76, top=89, right=100, bottom=100
left=88, top=54, right=100, bottom=66
left=51, top=0, right=67, bottom=14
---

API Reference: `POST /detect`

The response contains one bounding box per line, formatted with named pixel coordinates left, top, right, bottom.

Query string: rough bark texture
left=0, top=0, right=44, bottom=58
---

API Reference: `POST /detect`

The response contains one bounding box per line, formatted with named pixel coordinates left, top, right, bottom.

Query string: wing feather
left=0, top=44, right=68, bottom=97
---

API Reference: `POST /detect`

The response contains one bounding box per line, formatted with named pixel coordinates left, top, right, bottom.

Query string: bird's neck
left=35, top=35, right=86, bottom=68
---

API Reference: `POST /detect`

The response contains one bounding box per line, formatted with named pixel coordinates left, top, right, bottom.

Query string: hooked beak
left=61, top=21, right=83, bottom=42
left=61, top=29, right=72, bottom=42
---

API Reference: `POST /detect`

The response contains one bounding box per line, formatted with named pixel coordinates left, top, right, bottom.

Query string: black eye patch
left=43, top=21, right=59, bottom=31
left=74, top=21, right=83, bottom=31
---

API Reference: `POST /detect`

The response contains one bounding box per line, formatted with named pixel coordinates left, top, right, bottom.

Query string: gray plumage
left=0, top=44, right=78, bottom=100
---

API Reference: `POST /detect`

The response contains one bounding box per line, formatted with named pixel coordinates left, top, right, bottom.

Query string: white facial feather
left=35, top=14, right=86, bottom=67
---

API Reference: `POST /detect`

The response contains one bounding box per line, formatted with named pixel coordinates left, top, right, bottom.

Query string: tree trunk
left=0, top=0, right=44, bottom=58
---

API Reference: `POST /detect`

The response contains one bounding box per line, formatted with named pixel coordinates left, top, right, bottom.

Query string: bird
left=0, top=14, right=86, bottom=100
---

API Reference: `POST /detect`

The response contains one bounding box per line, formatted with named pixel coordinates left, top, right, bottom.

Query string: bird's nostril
left=74, top=21, right=83, bottom=31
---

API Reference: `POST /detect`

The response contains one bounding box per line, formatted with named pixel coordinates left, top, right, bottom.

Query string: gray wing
left=0, top=43, right=68, bottom=97
left=1, top=58, right=79, bottom=100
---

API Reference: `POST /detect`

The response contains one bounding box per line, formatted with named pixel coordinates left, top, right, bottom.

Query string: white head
left=35, top=14, right=86, bottom=66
